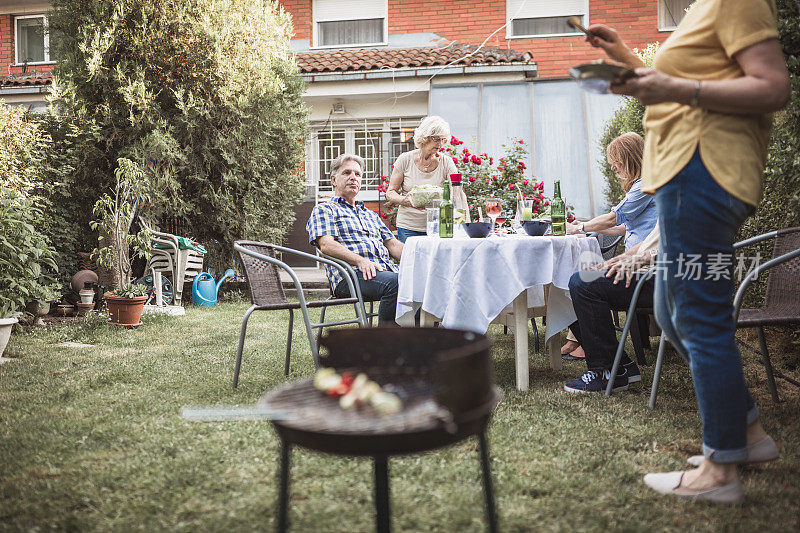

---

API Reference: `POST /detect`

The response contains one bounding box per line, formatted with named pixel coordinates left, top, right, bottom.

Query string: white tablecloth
left=396, top=234, right=602, bottom=340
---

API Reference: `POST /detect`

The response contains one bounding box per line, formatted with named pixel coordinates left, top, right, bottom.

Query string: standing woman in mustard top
left=585, top=0, right=789, bottom=504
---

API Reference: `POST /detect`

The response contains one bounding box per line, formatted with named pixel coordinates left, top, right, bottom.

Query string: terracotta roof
left=295, top=44, right=533, bottom=74
left=1, top=74, right=53, bottom=88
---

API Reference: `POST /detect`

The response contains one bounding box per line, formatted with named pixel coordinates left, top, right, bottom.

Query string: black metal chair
left=232, top=241, right=369, bottom=388
left=647, top=227, right=800, bottom=406
left=591, top=233, right=624, bottom=261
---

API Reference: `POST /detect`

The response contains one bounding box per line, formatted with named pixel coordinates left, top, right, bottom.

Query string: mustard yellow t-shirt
left=641, top=0, right=779, bottom=206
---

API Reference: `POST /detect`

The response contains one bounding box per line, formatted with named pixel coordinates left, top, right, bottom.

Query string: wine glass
left=494, top=211, right=508, bottom=233
left=485, top=199, right=502, bottom=234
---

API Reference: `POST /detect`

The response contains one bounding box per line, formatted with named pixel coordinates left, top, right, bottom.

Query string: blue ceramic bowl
left=521, top=220, right=550, bottom=236
left=463, top=222, right=492, bottom=238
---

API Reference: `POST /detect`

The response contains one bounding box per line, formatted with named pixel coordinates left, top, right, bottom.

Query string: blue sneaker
left=564, top=369, right=629, bottom=394
left=623, top=361, right=641, bottom=384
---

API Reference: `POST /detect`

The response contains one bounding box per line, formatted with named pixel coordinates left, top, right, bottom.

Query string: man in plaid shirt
left=307, top=154, right=404, bottom=324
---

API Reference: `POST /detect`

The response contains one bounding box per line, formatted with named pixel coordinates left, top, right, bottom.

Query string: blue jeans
left=396, top=227, right=427, bottom=243
left=654, top=149, right=758, bottom=463
left=568, top=270, right=654, bottom=373
left=333, top=270, right=399, bottom=325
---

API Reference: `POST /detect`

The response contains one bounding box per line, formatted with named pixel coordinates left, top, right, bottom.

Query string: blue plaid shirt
left=306, top=197, right=398, bottom=289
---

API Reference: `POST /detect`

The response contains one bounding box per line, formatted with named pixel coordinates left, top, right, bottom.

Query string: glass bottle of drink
left=551, top=180, right=566, bottom=235
left=450, top=173, right=469, bottom=224
left=439, top=178, right=454, bottom=238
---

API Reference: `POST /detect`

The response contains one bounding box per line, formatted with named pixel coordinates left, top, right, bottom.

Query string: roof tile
left=295, top=44, right=532, bottom=74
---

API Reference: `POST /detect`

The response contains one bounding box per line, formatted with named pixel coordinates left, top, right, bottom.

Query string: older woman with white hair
left=386, top=116, right=467, bottom=242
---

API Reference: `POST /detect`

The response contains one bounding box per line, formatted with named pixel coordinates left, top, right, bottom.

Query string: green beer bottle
left=551, top=180, right=566, bottom=235
left=439, top=178, right=453, bottom=238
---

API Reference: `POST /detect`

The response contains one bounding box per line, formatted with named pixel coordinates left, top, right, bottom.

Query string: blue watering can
left=192, top=269, right=235, bottom=306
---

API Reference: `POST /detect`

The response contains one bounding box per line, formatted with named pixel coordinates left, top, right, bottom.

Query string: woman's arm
left=385, top=166, right=415, bottom=207
left=613, top=39, right=790, bottom=114
left=566, top=211, right=618, bottom=234
left=584, top=24, right=645, bottom=70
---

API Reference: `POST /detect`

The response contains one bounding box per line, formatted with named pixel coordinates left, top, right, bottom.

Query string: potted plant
left=105, top=283, right=148, bottom=326
left=0, top=304, right=20, bottom=358
left=90, top=158, right=158, bottom=325
left=26, top=282, right=62, bottom=317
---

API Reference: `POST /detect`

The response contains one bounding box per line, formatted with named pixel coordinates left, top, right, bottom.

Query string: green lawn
left=1, top=302, right=798, bottom=532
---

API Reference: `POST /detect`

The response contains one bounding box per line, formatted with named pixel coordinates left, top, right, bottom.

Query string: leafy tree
left=47, top=0, right=308, bottom=270
left=598, top=43, right=658, bottom=210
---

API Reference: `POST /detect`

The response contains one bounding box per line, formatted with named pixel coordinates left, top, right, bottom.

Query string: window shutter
left=314, top=0, right=387, bottom=22
left=507, top=0, right=586, bottom=20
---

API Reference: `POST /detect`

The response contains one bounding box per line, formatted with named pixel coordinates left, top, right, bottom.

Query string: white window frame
left=311, top=0, right=388, bottom=50
left=14, top=14, right=55, bottom=65
left=505, top=0, right=589, bottom=40
left=307, top=117, right=421, bottom=203
left=658, top=0, right=694, bottom=32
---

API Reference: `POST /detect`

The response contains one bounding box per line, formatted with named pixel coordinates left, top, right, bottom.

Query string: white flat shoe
left=643, top=471, right=744, bottom=505
left=686, top=435, right=779, bottom=467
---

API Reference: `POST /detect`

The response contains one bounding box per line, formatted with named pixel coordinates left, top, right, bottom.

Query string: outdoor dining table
left=396, top=233, right=603, bottom=391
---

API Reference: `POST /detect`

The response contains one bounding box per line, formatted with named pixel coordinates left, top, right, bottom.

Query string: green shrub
left=598, top=44, right=657, bottom=210
left=47, top=0, right=308, bottom=269
left=0, top=188, right=59, bottom=318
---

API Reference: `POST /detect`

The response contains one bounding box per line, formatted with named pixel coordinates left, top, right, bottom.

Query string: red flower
left=518, top=139, right=524, bottom=144
left=381, top=213, right=388, bottom=219
left=509, top=184, right=515, bottom=190
left=452, top=157, right=459, bottom=165
left=537, top=182, right=544, bottom=190
left=469, top=176, right=476, bottom=182
left=522, top=179, right=528, bottom=186
left=518, top=162, right=527, bottom=170
left=489, top=157, right=494, bottom=165
left=471, top=155, right=482, bottom=165
left=492, top=175, right=497, bottom=181
left=462, top=155, right=470, bottom=163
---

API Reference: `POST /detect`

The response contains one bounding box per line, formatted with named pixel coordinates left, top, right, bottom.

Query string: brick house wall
left=282, top=0, right=672, bottom=79
left=0, top=14, right=56, bottom=76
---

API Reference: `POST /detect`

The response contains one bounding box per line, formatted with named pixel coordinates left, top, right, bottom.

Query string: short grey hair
left=413, top=116, right=451, bottom=148
left=329, top=153, right=365, bottom=178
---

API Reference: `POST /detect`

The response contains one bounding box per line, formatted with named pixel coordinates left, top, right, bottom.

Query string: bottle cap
left=450, top=173, right=462, bottom=184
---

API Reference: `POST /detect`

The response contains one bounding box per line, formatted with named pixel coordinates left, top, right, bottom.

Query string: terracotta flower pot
left=105, top=294, right=148, bottom=327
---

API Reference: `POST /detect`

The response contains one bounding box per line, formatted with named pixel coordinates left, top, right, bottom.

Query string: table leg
left=512, top=291, right=529, bottom=391
left=277, top=440, right=291, bottom=533
left=547, top=331, right=563, bottom=371
left=374, top=455, right=391, bottom=533
left=420, top=310, right=435, bottom=328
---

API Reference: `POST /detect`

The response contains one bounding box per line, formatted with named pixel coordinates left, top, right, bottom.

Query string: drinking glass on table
left=494, top=211, right=508, bottom=233
left=485, top=199, right=502, bottom=233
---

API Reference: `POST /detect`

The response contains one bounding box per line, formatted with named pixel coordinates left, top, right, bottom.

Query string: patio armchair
left=318, top=252, right=379, bottom=331
left=232, top=241, right=369, bottom=388
left=645, top=227, right=800, bottom=407
left=141, top=218, right=205, bottom=305
left=590, top=233, right=624, bottom=261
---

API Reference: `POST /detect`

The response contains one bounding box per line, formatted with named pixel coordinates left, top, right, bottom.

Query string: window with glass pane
left=512, top=15, right=582, bottom=37
left=318, top=130, right=346, bottom=193
left=354, top=130, right=383, bottom=191
left=659, top=0, right=693, bottom=30
left=16, top=17, right=45, bottom=63
left=318, top=18, right=383, bottom=46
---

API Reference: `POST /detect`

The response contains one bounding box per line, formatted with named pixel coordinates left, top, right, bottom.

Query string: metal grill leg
left=757, top=326, right=780, bottom=403
left=277, top=441, right=291, bottom=532
left=478, top=432, right=498, bottom=533
left=233, top=305, right=257, bottom=388
left=285, top=309, right=294, bottom=377
left=374, top=455, right=391, bottom=533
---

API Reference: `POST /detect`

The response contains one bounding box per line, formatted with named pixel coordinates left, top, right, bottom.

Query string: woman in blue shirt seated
left=562, top=132, right=657, bottom=358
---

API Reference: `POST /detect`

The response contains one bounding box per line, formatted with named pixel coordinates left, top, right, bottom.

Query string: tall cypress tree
left=48, top=0, right=308, bottom=268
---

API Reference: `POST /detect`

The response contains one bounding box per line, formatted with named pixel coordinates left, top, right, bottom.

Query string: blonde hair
left=413, top=116, right=451, bottom=148
left=606, top=132, right=644, bottom=193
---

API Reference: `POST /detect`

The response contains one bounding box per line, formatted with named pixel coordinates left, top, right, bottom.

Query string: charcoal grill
left=260, top=327, right=501, bottom=533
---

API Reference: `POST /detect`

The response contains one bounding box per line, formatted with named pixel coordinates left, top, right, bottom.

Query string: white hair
left=413, top=116, right=451, bottom=148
